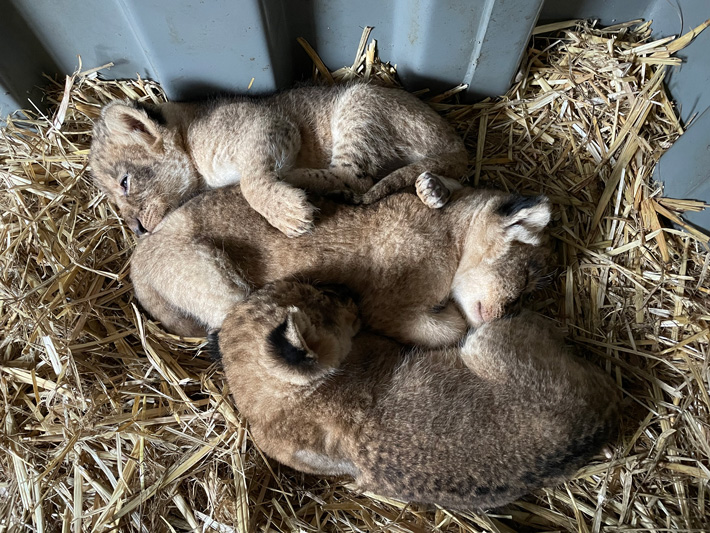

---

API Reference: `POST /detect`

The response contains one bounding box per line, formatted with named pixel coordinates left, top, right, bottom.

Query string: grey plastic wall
left=1, top=0, right=709, bottom=229
left=0, top=0, right=542, bottom=114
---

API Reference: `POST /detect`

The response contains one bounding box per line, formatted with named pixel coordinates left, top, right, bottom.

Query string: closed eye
left=120, top=173, right=130, bottom=195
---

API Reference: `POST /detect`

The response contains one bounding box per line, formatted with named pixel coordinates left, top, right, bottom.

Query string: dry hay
left=1, top=19, right=710, bottom=533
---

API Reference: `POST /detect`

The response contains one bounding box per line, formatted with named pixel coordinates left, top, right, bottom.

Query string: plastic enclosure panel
left=277, top=0, right=543, bottom=100
left=0, top=0, right=541, bottom=112
left=1, top=0, right=708, bottom=229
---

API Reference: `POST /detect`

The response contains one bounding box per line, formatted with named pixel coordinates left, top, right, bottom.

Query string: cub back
left=129, top=184, right=555, bottom=346
left=215, top=281, right=619, bottom=510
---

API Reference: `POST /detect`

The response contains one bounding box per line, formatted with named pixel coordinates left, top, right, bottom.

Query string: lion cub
left=130, top=175, right=553, bottom=346
left=90, top=83, right=467, bottom=237
left=213, top=280, right=619, bottom=510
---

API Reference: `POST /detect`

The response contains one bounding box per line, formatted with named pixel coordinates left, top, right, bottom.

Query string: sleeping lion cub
left=130, top=174, right=552, bottom=346
left=90, top=83, right=467, bottom=237
left=212, top=280, right=619, bottom=510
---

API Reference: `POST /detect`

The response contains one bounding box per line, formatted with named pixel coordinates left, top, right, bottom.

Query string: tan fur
left=214, top=280, right=619, bottom=510
left=130, top=179, right=553, bottom=346
left=89, top=84, right=467, bottom=236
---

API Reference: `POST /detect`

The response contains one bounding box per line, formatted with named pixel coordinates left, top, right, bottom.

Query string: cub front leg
left=240, top=174, right=316, bottom=237
left=233, top=114, right=316, bottom=237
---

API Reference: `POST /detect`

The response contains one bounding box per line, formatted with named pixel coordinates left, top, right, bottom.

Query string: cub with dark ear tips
left=130, top=176, right=554, bottom=346
left=217, top=280, right=619, bottom=510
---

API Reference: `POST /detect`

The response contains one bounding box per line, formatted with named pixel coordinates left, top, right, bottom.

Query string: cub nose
left=129, top=218, right=148, bottom=236
left=478, top=302, right=505, bottom=323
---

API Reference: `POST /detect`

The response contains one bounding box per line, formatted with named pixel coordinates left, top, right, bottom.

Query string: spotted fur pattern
left=90, top=83, right=467, bottom=237
left=215, top=281, right=619, bottom=510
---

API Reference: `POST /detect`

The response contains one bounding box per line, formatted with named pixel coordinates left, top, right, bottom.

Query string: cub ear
left=267, top=307, right=317, bottom=366
left=100, top=101, right=164, bottom=154
left=497, top=195, right=551, bottom=245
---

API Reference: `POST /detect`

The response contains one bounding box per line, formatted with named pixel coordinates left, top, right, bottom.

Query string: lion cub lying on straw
left=212, top=280, right=619, bottom=510
left=90, top=83, right=466, bottom=237
left=130, top=174, right=552, bottom=345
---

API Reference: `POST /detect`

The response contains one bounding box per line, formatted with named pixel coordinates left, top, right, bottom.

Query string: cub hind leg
left=131, top=234, right=249, bottom=336
left=282, top=111, right=390, bottom=195
left=415, top=171, right=464, bottom=209
left=359, top=153, right=468, bottom=206
left=458, top=313, right=619, bottom=472
left=283, top=166, right=374, bottom=195
left=331, top=83, right=469, bottom=207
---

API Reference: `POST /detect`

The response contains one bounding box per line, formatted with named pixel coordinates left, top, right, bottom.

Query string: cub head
left=454, top=194, right=554, bottom=325
left=215, top=281, right=361, bottom=386
left=90, top=99, right=203, bottom=235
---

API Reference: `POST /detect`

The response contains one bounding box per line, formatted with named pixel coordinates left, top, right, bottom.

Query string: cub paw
left=268, top=185, right=316, bottom=237
left=416, top=171, right=453, bottom=209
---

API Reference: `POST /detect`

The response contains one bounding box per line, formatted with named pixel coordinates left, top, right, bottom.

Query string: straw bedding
left=1, top=19, right=709, bottom=533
